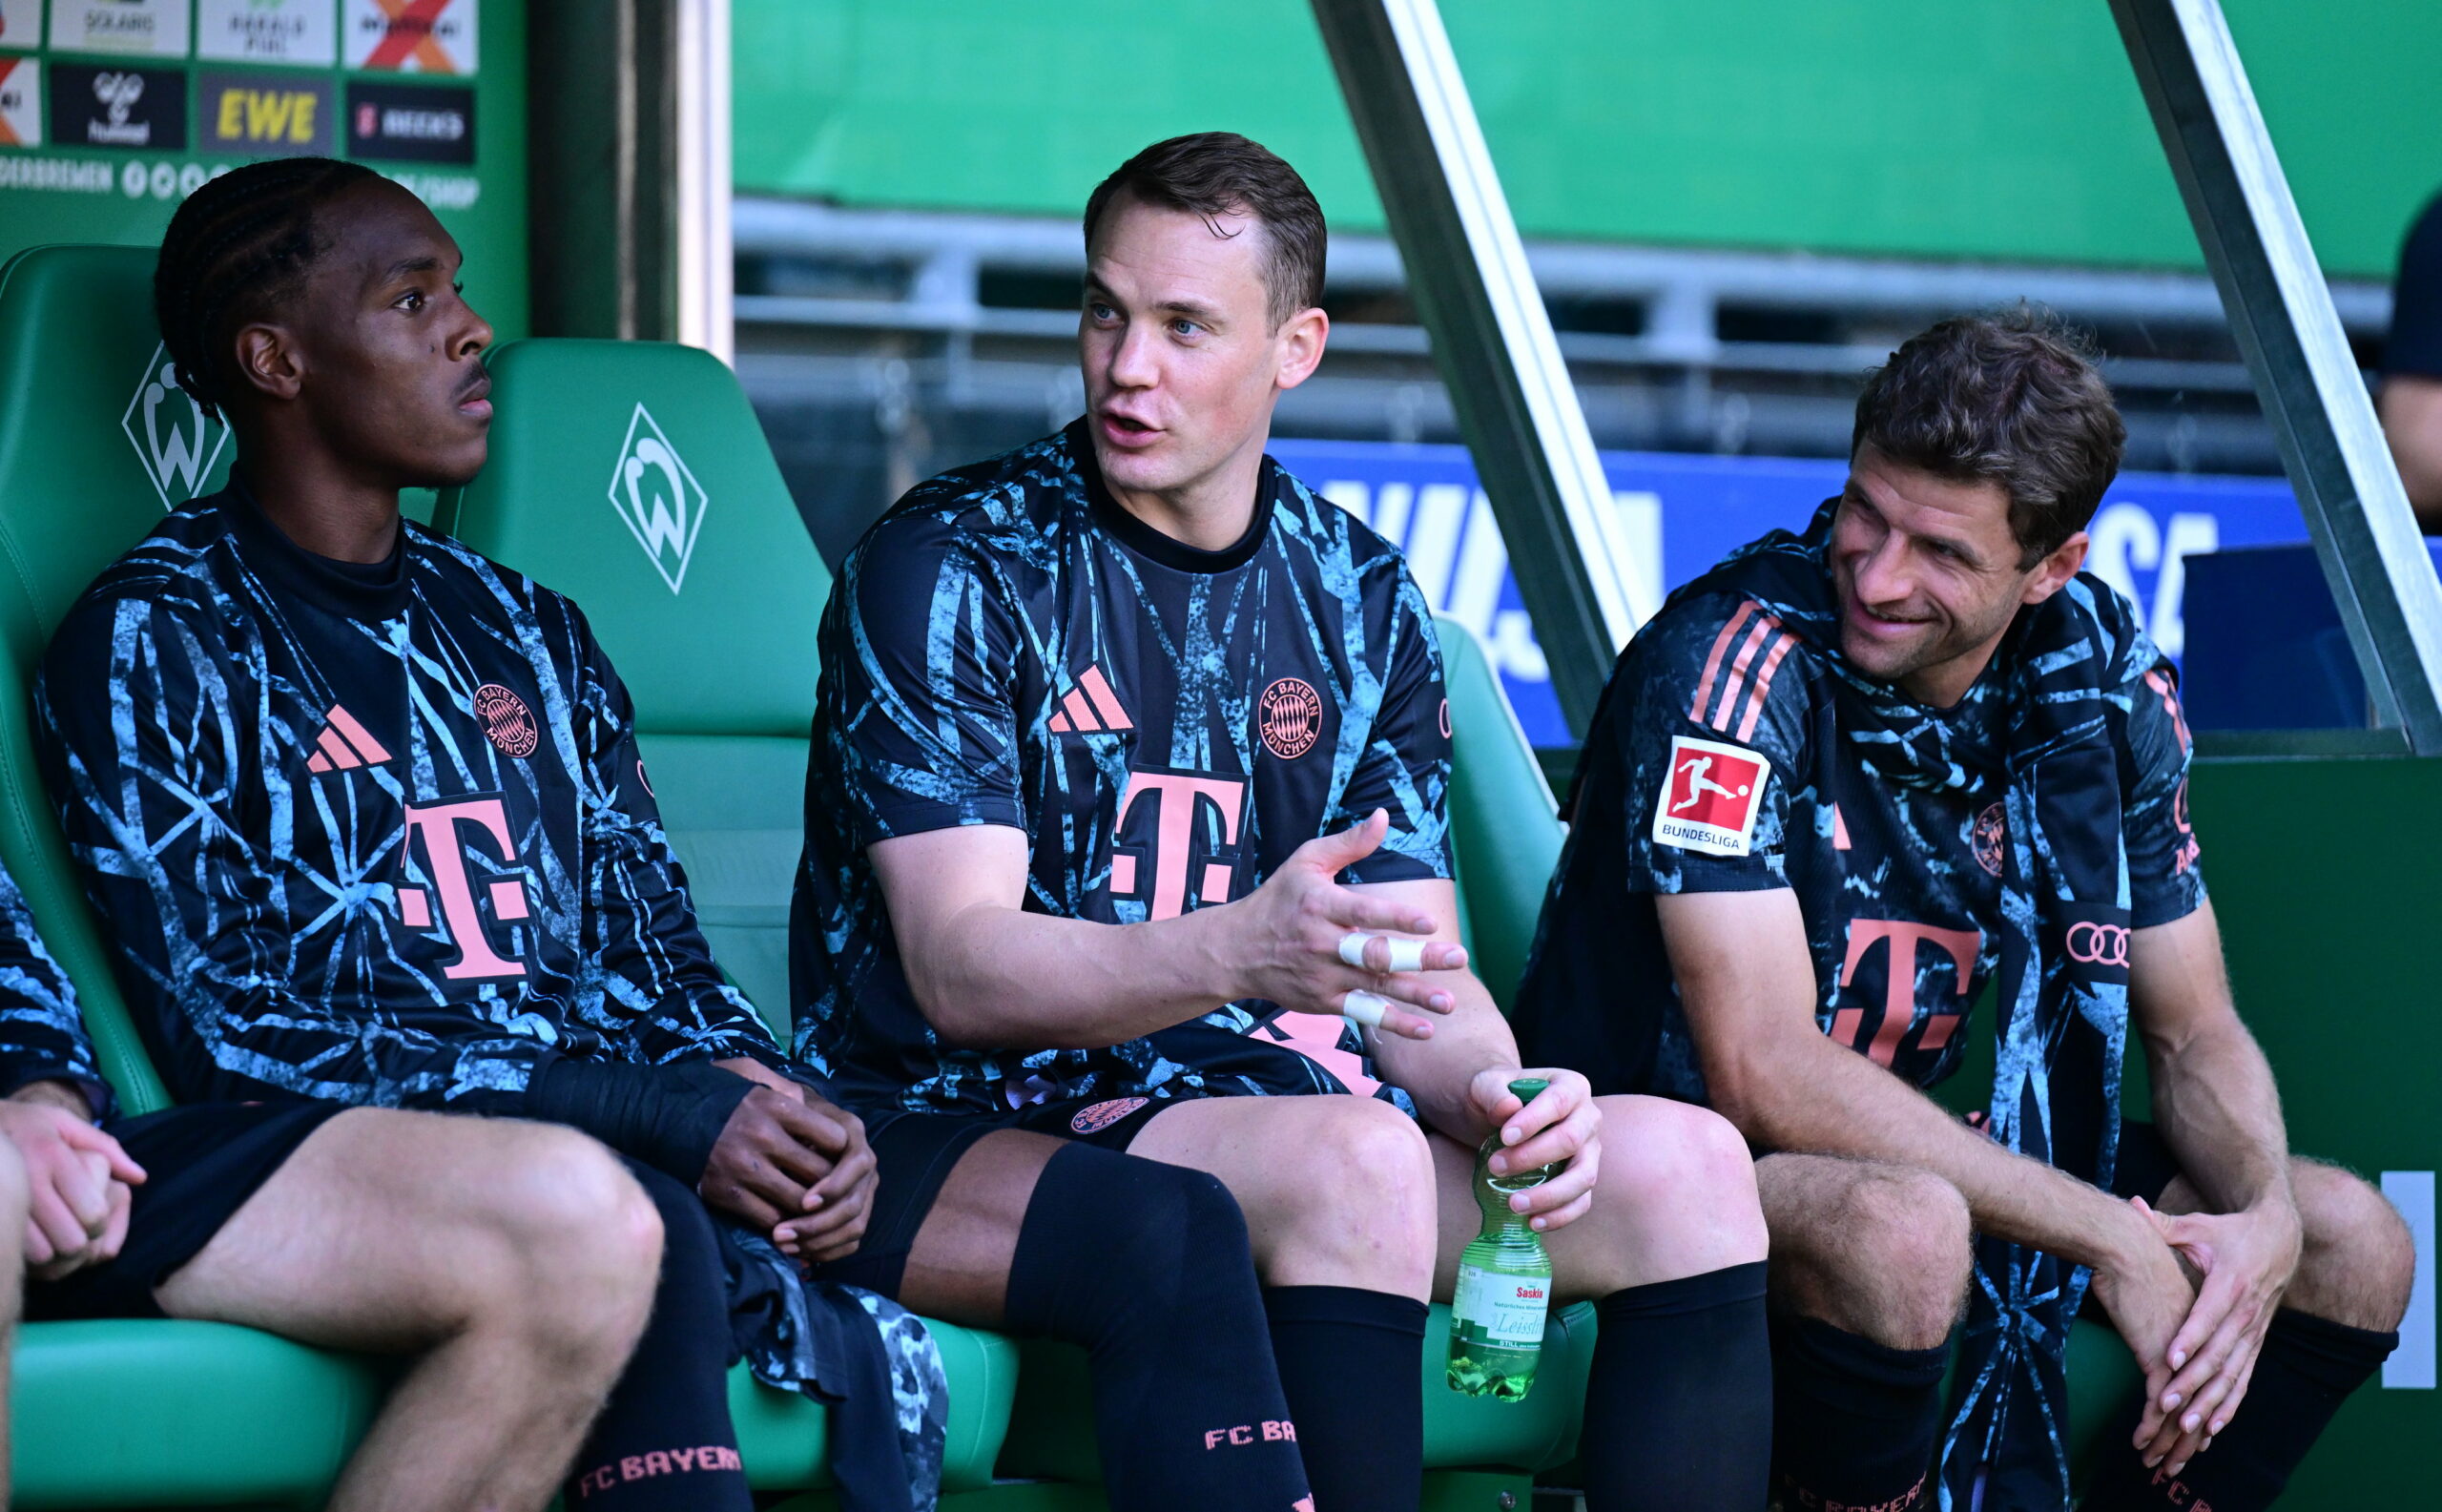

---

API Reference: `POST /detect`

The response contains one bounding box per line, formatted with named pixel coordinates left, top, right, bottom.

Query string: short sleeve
left=1336, top=569, right=1450, bottom=884
left=2123, top=661, right=2207, bottom=928
left=1604, top=594, right=1815, bottom=896
left=2387, top=194, right=2442, bottom=380
left=818, top=509, right=1026, bottom=847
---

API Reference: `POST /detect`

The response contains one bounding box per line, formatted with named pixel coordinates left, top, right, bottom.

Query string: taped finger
left=1337, top=931, right=1431, bottom=972
left=1341, top=989, right=1392, bottom=1027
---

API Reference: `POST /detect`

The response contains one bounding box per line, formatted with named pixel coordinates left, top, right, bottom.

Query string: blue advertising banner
left=1269, top=440, right=2307, bottom=747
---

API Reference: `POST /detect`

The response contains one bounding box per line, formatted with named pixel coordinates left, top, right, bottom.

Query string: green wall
left=0, top=1, right=528, bottom=340
left=735, top=0, right=2441, bottom=280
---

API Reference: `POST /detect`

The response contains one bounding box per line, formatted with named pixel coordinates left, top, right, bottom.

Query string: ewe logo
left=606, top=404, right=708, bottom=593
left=121, top=345, right=231, bottom=509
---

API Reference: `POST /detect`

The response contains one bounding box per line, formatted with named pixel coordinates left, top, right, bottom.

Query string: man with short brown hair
left=1515, top=311, right=2415, bottom=1511
left=793, top=132, right=1777, bottom=1512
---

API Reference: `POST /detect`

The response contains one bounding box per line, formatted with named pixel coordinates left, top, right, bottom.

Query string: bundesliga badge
left=1652, top=735, right=1769, bottom=858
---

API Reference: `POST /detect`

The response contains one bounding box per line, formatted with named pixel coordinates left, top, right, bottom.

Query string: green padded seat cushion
left=734, top=1319, right=1021, bottom=1495
left=11, top=1320, right=388, bottom=1504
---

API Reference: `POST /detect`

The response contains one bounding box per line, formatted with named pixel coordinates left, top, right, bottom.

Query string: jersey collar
left=218, top=473, right=412, bottom=622
left=1067, top=418, right=1276, bottom=574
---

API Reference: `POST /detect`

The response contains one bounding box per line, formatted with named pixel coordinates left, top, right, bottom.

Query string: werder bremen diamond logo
left=121, top=344, right=231, bottom=511
left=606, top=404, right=709, bottom=593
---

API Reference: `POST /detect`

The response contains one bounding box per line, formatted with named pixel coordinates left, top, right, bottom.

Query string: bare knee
left=1776, top=1165, right=1971, bottom=1351
left=2288, top=1160, right=2416, bottom=1332
left=469, top=1126, right=662, bottom=1346
left=1574, top=1098, right=1768, bottom=1291
left=1266, top=1098, right=1435, bottom=1290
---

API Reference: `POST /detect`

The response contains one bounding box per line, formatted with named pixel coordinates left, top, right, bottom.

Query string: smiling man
left=1512, top=312, right=2414, bottom=1512
left=792, top=134, right=1773, bottom=1512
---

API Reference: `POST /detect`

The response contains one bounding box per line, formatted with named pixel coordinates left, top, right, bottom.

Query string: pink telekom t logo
left=1109, top=772, right=1248, bottom=922
left=1832, top=919, right=1982, bottom=1067
left=394, top=798, right=531, bottom=980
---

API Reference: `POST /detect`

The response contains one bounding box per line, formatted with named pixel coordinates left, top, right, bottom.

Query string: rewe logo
left=606, top=404, right=708, bottom=593
left=1651, top=734, right=1769, bottom=858
left=121, top=345, right=231, bottom=509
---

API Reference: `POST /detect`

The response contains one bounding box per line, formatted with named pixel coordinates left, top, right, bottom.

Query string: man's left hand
left=1467, top=1067, right=1601, bottom=1233
left=714, top=1058, right=879, bottom=1264
left=2131, top=1193, right=2303, bottom=1476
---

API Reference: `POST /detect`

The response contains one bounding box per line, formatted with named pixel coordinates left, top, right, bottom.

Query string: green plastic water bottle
left=1445, top=1077, right=1558, bottom=1401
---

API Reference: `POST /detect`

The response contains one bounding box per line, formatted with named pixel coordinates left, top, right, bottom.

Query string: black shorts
left=810, top=1093, right=1181, bottom=1296
left=26, top=1101, right=343, bottom=1322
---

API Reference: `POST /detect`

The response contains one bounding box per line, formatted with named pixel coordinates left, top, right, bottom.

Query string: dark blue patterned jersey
left=1510, top=571, right=2205, bottom=1104
left=793, top=421, right=1453, bottom=1116
left=34, top=483, right=791, bottom=1111
left=0, top=851, right=107, bottom=1114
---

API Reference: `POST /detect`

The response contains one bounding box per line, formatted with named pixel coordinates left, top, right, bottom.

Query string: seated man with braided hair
left=1513, top=312, right=2416, bottom=1512
left=3, top=757, right=668, bottom=1508
left=35, top=158, right=935, bottom=1512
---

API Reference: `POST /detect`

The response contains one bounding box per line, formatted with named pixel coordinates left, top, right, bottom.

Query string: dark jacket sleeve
left=0, top=853, right=110, bottom=1117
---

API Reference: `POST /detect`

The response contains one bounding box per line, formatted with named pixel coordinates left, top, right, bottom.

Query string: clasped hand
left=2101, top=1192, right=2301, bottom=1479
left=1230, top=810, right=1468, bottom=1039
left=0, top=1090, right=146, bottom=1281
left=699, top=1059, right=878, bottom=1265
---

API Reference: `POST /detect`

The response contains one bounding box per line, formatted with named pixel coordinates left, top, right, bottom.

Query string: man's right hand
left=1225, top=809, right=1467, bottom=1039
left=0, top=1087, right=145, bottom=1278
left=2089, top=1197, right=2203, bottom=1465
left=697, top=1082, right=876, bottom=1263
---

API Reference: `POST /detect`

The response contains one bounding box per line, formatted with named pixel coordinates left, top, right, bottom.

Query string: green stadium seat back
left=1434, top=615, right=1562, bottom=1011
left=998, top=1300, right=1597, bottom=1482
left=435, top=338, right=829, bottom=1029
left=0, top=243, right=231, bottom=1114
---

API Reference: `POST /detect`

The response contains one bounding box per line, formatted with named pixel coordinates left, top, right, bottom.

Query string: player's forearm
left=1373, top=974, right=1517, bottom=1141
left=906, top=901, right=1238, bottom=1049
left=1714, top=1032, right=2145, bottom=1270
left=2147, top=1020, right=2292, bottom=1217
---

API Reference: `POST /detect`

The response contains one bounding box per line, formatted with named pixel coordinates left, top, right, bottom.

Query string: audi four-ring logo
left=2066, top=922, right=2130, bottom=968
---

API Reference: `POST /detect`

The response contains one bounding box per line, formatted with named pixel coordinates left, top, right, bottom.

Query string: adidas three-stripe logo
left=306, top=705, right=393, bottom=773
left=1046, top=666, right=1133, bottom=735
left=1688, top=600, right=1796, bottom=742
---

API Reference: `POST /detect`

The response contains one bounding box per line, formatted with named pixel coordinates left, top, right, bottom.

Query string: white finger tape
left=1341, top=990, right=1392, bottom=1027
left=1338, top=932, right=1430, bottom=973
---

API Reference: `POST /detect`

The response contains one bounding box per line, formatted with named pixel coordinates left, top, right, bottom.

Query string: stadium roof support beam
left=1310, top=0, right=1649, bottom=739
left=2111, top=0, right=2442, bottom=752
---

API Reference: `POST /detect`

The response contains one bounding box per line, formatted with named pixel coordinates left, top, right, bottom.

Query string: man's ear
left=232, top=322, right=304, bottom=405
left=1273, top=305, right=1329, bottom=392
left=2020, top=528, right=2090, bottom=606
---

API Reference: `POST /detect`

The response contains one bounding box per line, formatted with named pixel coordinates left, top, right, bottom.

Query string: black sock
left=1003, top=1143, right=1311, bottom=1512
left=1264, top=1285, right=1426, bottom=1512
left=565, top=1160, right=750, bottom=1510
left=2080, top=1308, right=2397, bottom=1511
left=1581, top=1261, right=1770, bottom=1512
left=1769, top=1314, right=1948, bottom=1511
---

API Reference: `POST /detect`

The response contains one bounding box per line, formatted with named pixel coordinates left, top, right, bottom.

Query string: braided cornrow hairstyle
left=154, top=156, right=383, bottom=424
